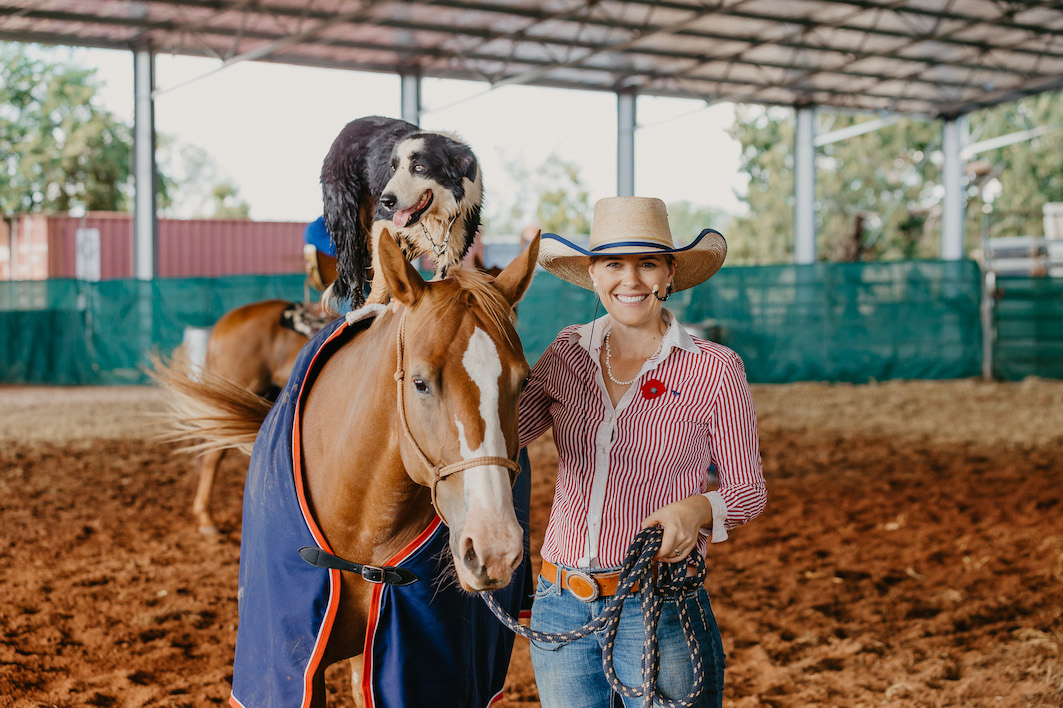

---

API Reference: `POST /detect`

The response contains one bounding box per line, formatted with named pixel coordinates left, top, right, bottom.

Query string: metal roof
left=3, top=0, right=1063, bottom=118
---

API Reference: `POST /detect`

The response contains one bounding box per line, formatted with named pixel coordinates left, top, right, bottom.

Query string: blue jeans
left=529, top=574, right=725, bottom=708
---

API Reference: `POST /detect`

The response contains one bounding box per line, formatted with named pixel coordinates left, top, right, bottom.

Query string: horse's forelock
left=419, top=269, right=518, bottom=350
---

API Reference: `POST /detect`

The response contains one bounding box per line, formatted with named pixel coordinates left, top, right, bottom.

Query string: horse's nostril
left=463, top=544, right=478, bottom=567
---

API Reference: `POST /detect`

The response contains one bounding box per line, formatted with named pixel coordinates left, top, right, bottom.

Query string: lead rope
left=481, top=525, right=708, bottom=708
left=392, top=310, right=521, bottom=525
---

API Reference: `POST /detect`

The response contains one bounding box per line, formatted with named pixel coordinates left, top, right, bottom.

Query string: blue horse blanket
left=230, top=310, right=532, bottom=707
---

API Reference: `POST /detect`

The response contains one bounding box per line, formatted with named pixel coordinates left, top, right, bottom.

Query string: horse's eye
left=413, top=379, right=430, bottom=394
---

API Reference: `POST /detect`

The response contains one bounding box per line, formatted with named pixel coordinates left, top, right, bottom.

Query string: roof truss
left=3, top=0, right=1063, bottom=117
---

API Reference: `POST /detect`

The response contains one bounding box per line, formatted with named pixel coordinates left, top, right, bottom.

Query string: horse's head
left=378, top=230, right=539, bottom=592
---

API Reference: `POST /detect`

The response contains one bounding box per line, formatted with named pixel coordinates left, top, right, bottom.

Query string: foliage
left=156, top=140, right=250, bottom=218
left=1, top=43, right=249, bottom=219
left=666, top=200, right=729, bottom=245
left=486, top=153, right=591, bottom=237
left=0, top=44, right=137, bottom=213
left=729, top=92, right=1063, bottom=263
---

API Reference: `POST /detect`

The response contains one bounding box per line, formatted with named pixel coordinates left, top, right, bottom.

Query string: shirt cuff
left=702, top=491, right=729, bottom=543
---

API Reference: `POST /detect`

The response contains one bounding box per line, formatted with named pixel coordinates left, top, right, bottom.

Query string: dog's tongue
left=393, top=208, right=415, bottom=228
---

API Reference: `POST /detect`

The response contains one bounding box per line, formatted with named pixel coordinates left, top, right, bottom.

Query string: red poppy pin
left=641, top=379, right=666, bottom=400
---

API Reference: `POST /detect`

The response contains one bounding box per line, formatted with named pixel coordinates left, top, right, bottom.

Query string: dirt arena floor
left=1, top=379, right=1061, bottom=707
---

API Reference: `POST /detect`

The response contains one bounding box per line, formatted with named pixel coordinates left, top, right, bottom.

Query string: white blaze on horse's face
left=445, top=326, right=523, bottom=590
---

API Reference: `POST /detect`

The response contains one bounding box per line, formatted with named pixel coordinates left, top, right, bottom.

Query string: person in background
left=519, top=196, right=767, bottom=708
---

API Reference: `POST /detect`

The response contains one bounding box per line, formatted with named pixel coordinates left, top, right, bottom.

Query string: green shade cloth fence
left=1, top=259, right=1051, bottom=386
left=517, top=259, right=984, bottom=384
left=993, top=275, right=1063, bottom=381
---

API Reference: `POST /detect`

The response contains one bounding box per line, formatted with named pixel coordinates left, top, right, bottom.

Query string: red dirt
left=1, top=381, right=1061, bottom=707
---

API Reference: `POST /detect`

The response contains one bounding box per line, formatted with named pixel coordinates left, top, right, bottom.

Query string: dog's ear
left=378, top=229, right=425, bottom=307
left=493, top=232, right=540, bottom=306
left=456, top=144, right=478, bottom=182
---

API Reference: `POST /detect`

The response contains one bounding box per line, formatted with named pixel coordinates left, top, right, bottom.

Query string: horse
left=185, top=298, right=332, bottom=535
left=156, top=231, right=539, bottom=706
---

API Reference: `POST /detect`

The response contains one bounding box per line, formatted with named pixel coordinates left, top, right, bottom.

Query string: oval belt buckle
left=565, top=569, right=600, bottom=602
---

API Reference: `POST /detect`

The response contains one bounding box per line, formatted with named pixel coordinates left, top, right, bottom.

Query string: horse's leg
left=350, top=655, right=365, bottom=708
left=193, top=447, right=225, bottom=535
left=309, top=669, right=328, bottom=708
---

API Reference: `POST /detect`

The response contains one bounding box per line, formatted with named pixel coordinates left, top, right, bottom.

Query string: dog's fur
left=320, top=115, right=483, bottom=308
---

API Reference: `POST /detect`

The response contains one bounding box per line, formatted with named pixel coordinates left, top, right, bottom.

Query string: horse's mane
left=423, top=267, right=517, bottom=346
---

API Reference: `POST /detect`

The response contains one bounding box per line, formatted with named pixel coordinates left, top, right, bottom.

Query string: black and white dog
left=320, top=115, right=483, bottom=308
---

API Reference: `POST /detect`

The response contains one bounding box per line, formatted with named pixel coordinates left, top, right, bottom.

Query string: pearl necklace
left=604, top=330, right=664, bottom=386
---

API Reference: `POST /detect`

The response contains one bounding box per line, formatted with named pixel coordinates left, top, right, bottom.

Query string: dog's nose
left=380, top=193, right=397, bottom=209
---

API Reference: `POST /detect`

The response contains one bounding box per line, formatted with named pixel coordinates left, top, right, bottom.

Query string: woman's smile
left=614, top=292, right=649, bottom=304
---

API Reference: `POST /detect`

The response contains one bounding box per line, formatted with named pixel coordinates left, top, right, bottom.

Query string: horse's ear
left=378, top=228, right=425, bottom=306
left=492, top=232, right=540, bottom=306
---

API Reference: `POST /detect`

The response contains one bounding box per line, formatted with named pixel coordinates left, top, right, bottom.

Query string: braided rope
left=482, top=526, right=708, bottom=708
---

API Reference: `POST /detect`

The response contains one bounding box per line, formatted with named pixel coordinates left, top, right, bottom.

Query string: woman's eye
left=413, top=379, right=430, bottom=394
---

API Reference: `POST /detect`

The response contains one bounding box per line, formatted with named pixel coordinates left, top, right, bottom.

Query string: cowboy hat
left=538, top=196, right=727, bottom=292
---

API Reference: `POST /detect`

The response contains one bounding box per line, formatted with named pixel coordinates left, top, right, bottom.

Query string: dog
left=320, top=115, right=483, bottom=309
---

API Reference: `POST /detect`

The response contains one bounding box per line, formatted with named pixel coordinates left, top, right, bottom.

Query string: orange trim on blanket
left=292, top=322, right=352, bottom=708
left=361, top=515, right=444, bottom=708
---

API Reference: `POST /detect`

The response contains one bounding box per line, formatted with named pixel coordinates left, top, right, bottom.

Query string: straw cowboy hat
left=538, top=196, right=727, bottom=292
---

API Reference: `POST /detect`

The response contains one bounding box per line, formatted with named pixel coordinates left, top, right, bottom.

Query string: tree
left=728, top=92, right=1063, bottom=262
left=156, top=140, right=250, bottom=218
left=210, top=180, right=251, bottom=218
left=484, top=153, right=591, bottom=238
left=1, top=43, right=250, bottom=219
left=665, top=201, right=729, bottom=245
left=0, top=44, right=136, bottom=213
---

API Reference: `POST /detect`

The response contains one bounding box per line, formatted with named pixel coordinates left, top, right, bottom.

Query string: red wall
left=0, top=213, right=307, bottom=280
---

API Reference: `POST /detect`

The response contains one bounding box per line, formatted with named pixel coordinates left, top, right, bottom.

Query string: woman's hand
left=641, top=495, right=714, bottom=563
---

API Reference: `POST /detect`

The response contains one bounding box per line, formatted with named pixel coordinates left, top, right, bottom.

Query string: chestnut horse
left=157, top=232, right=538, bottom=705
left=189, top=299, right=328, bottom=534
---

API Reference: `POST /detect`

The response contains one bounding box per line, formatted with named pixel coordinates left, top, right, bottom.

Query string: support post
left=133, top=45, right=157, bottom=374
left=401, top=72, right=422, bottom=127
left=794, top=106, right=816, bottom=264
left=942, top=115, right=968, bottom=260
left=617, top=91, right=636, bottom=197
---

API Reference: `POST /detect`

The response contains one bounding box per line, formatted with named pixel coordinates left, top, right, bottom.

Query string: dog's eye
left=412, top=379, right=430, bottom=394
left=413, top=164, right=424, bottom=173
left=390, top=164, right=397, bottom=172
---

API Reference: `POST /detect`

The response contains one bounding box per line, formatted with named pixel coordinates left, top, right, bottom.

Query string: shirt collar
left=569, top=308, right=699, bottom=357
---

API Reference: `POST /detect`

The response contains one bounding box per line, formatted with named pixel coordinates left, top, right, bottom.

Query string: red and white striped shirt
left=519, top=311, right=766, bottom=569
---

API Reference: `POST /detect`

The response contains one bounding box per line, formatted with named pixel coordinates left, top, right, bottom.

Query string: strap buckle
left=360, top=565, right=386, bottom=584
left=564, top=569, right=601, bottom=602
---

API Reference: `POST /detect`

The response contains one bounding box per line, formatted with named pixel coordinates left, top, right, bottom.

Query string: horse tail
left=150, top=353, right=273, bottom=456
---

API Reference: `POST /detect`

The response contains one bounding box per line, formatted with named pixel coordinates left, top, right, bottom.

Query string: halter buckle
left=360, top=565, right=386, bottom=584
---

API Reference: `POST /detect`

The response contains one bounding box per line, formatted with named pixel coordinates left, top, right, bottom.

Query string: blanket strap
left=298, top=546, right=420, bottom=586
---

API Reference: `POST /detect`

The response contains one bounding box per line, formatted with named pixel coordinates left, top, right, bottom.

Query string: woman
left=519, top=196, right=767, bottom=707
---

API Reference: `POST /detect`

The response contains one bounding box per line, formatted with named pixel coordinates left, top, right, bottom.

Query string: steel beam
left=133, top=45, right=157, bottom=280
left=617, top=91, right=636, bottom=197
left=941, top=116, right=968, bottom=261
left=794, top=106, right=816, bottom=264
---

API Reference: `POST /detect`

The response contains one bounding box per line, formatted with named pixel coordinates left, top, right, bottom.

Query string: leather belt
left=541, top=560, right=639, bottom=602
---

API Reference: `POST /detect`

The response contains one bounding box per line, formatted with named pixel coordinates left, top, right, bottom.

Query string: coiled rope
left=481, top=525, right=708, bottom=708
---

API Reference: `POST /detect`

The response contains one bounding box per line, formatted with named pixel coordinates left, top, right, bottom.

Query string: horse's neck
left=300, top=315, right=436, bottom=564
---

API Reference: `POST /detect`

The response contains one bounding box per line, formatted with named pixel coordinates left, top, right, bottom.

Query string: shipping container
left=0, top=213, right=308, bottom=280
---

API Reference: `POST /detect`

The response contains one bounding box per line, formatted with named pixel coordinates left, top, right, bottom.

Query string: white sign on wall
left=75, top=228, right=101, bottom=282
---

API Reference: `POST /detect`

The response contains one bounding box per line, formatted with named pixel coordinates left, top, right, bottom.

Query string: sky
left=61, top=46, right=747, bottom=233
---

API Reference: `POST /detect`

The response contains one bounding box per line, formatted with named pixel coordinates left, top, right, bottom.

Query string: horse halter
left=393, top=309, right=522, bottom=526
